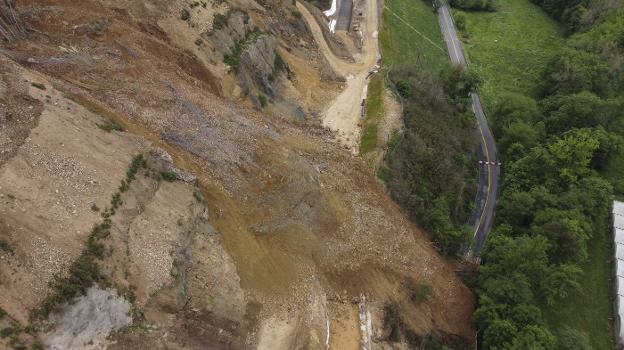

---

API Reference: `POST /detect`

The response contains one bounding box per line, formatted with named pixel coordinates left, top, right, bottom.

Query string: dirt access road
left=297, top=0, right=380, bottom=154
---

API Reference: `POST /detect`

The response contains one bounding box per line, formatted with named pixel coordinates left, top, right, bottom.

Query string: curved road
left=437, top=0, right=499, bottom=256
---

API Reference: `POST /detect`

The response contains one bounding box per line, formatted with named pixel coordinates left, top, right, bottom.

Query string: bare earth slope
left=0, top=0, right=474, bottom=348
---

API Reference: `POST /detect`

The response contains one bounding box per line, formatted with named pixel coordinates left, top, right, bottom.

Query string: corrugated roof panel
left=618, top=261, right=624, bottom=277
left=619, top=296, right=624, bottom=339
left=617, top=229, right=624, bottom=244
left=617, top=244, right=624, bottom=261
left=614, top=201, right=624, bottom=216
left=616, top=215, right=624, bottom=230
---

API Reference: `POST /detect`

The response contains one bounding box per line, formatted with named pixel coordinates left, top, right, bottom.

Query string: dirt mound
left=0, top=0, right=474, bottom=349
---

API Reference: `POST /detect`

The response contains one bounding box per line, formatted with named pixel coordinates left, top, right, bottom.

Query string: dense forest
left=475, top=2, right=624, bottom=349
left=380, top=65, right=480, bottom=254
left=529, top=0, right=622, bottom=32
left=449, top=0, right=498, bottom=11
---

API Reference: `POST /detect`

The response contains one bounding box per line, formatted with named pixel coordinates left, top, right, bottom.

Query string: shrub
left=160, top=171, right=177, bottom=182
left=404, top=280, right=434, bottom=303
left=9, top=338, right=26, bottom=350
left=395, top=80, right=411, bottom=98
left=455, top=13, right=467, bottom=32
left=258, top=94, right=268, bottom=108
left=0, top=240, right=14, bottom=254
left=213, top=13, right=228, bottom=30
left=97, top=119, right=124, bottom=132
left=274, top=51, right=287, bottom=72
left=383, top=303, right=401, bottom=342
left=193, top=189, right=205, bottom=203
left=180, top=9, right=190, bottom=21
left=0, top=327, right=14, bottom=338
left=31, top=82, right=46, bottom=90
left=414, top=284, right=434, bottom=302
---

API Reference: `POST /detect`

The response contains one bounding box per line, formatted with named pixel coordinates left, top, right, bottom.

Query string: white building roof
left=617, top=229, right=624, bottom=245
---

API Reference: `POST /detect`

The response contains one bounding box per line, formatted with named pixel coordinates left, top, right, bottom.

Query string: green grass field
left=542, top=219, right=614, bottom=350
left=456, top=0, right=565, bottom=111
left=360, top=74, right=384, bottom=154
left=380, top=0, right=448, bottom=70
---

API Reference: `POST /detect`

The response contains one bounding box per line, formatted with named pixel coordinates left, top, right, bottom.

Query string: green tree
left=538, top=263, right=582, bottom=305
left=540, top=48, right=612, bottom=98
left=556, top=327, right=591, bottom=350
left=540, top=92, right=622, bottom=134
left=509, top=325, right=557, bottom=350
left=492, top=93, right=541, bottom=136
left=499, top=121, right=541, bottom=154
left=483, top=319, right=517, bottom=349
left=531, top=208, right=591, bottom=264
left=441, top=65, right=482, bottom=109
left=497, top=192, right=536, bottom=229
left=545, top=128, right=599, bottom=185
left=480, top=274, right=535, bottom=305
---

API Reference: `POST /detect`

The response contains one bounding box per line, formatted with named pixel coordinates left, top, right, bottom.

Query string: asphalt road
left=437, top=0, right=499, bottom=256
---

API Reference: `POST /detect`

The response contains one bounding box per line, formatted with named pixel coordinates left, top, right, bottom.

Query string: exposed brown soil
left=0, top=0, right=475, bottom=348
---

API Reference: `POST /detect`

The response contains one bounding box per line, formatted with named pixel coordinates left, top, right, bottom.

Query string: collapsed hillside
left=0, top=0, right=475, bottom=349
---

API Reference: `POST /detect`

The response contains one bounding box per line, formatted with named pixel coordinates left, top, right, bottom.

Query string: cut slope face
left=0, top=0, right=474, bottom=348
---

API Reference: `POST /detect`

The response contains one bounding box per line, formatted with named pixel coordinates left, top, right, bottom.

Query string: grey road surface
left=336, top=0, right=353, bottom=31
left=437, top=0, right=499, bottom=256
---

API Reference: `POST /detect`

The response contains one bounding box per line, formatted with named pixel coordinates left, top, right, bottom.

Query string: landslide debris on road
left=0, top=0, right=474, bottom=349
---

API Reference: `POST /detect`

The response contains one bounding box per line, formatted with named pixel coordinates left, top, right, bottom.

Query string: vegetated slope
left=0, top=0, right=475, bottom=349
left=380, top=66, right=479, bottom=254
left=376, top=0, right=478, bottom=255
left=469, top=2, right=624, bottom=348
left=455, top=0, right=565, bottom=112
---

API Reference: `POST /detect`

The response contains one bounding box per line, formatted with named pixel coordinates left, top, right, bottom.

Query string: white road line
left=440, top=6, right=461, bottom=63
